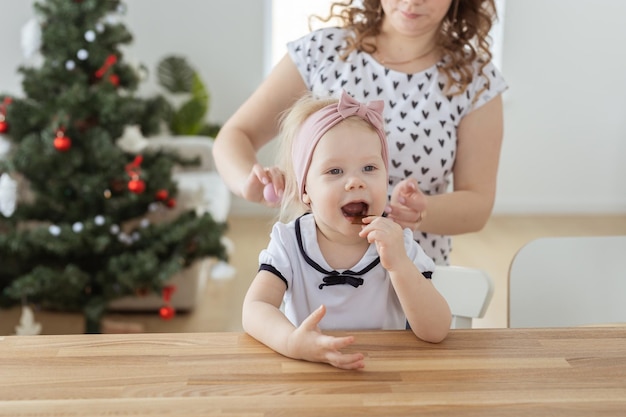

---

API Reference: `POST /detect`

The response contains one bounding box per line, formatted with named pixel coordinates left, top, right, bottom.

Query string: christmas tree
left=0, top=0, right=227, bottom=333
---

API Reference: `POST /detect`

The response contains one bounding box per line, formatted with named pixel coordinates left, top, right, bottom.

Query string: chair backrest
left=431, top=265, right=495, bottom=329
left=508, top=235, right=626, bottom=328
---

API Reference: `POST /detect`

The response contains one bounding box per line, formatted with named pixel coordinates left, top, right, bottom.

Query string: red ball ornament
left=110, top=178, right=126, bottom=193
left=159, top=306, right=175, bottom=320
left=54, top=134, right=72, bottom=152
left=0, top=98, right=12, bottom=134
left=135, top=287, right=149, bottom=297
left=165, top=198, right=176, bottom=208
left=159, top=285, right=176, bottom=320
left=155, top=189, right=169, bottom=201
left=162, top=285, right=176, bottom=301
left=128, top=178, right=146, bottom=194
left=109, top=74, right=120, bottom=86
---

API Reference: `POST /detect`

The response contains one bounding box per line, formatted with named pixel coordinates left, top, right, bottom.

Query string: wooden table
left=1, top=327, right=625, bottom=416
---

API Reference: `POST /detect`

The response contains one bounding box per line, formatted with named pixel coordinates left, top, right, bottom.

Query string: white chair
left=431, top=265, right=495, bottom=329
left=508, top=235, right=626, bottom=328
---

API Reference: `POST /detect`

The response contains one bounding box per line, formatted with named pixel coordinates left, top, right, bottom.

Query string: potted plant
left=156, top=55, right=221, bottom=138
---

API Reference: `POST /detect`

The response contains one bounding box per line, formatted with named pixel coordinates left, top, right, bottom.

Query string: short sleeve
left=286, top=27, right=347, bottom=92
left=258, top=222, right=295, bottom=288
left=468, top=61, right=508, bottom=112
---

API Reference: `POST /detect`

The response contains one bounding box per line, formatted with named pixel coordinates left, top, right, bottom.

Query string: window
left=269, top=0, right=336, bottom=70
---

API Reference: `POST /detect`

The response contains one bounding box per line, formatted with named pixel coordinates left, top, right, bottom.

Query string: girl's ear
left=302, top=192, right=311, bottom=205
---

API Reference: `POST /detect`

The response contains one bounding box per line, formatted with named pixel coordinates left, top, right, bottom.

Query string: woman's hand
left=387, top=178, right=427, bottom=231
left=242, top=163, right=285, bottom=207
left=287, top=305, right=365, bottom=370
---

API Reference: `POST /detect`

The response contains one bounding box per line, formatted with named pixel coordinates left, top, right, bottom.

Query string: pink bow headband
left=293, top=90, right=388, bottom=199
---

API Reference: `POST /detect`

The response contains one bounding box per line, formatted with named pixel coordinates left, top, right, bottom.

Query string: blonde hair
left=276, top=94, right=338, bottom=223
left=312, top=0, right=497, bottom=97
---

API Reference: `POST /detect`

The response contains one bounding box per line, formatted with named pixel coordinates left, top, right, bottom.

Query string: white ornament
left=72, top=222, right=84, bottom=233
left=127, top=58, right=149, bottom=82
left=21, top=18, right=42, bottom=59
left=110, top=224, right=120, bottom=234
left=116, top=125, right=148, bottom=153
left=84, top=30, right=96, bottom=42
left=139, top=218, right=150, bottom=228
left=65, top=60, right=76, bottom=71
left=48, top=225, right=61, bottom=236
left=95, top=22, right=105, bottom=33
left=118, top=232, right=132, bottom=245
left=15, top=305, right=42, bottom=336
left=77, top=49, right=89, bottom=60
left=0, top=135, right=11, bottom=157
left=94, top=215, right=105, bottom=226
left=0, top=173, right=17, bottom=217
left=105, top=15, right=120, bottom=25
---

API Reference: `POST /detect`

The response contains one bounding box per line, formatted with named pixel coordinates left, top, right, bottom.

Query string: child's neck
left=315, top=226, right=370, bottom=270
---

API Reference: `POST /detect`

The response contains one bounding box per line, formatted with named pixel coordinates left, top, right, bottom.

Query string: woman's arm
left=212, top=54, right=308, bottom=203
left=389, top=94, right=504, bottom=235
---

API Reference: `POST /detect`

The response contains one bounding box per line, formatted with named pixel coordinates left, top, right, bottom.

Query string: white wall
left=1, top=0, right=625, bottom=216
left=0, top=0, right=268, bottom=129
left=497, top=0, right=626, bottom=214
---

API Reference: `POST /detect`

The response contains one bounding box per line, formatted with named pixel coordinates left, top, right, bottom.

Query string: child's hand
left=387, top=178, right=427, bottom=231
left=287, top=305, right=365, bottom=370
left=359, top=216, right=409, bottom=272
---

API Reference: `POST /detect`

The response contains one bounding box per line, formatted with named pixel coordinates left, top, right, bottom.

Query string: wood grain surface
left=1, top=327, right=626, bottom=416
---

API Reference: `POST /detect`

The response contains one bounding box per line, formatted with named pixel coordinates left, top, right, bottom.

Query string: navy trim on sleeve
left=259, top=263, right=288, bottom=289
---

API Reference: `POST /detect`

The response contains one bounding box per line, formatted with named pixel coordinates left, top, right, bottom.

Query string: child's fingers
left=320, top=334, right=355, bottom=350
left=326, top=351, right=365, bottom=370
left=300, top=305, right=326, bottom=331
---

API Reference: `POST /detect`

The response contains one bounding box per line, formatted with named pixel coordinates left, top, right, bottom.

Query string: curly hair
left=312, top=0, right=497, bottom=96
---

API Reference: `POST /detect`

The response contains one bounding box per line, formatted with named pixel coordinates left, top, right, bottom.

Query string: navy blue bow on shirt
left=318, top=275, right=364, bottom=289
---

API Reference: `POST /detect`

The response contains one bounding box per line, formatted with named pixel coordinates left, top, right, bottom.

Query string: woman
left=213, top=0, right=507, bottom=265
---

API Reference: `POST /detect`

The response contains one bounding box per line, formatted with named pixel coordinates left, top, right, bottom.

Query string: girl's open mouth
left=342, top=202, right=369, bottom=224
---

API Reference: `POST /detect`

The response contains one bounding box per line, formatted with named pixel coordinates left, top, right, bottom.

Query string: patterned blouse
left=287, top=27, right=508, bottom=264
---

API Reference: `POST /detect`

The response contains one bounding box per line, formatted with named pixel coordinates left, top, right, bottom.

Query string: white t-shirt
left=258, top=214, right=435, bottom=330
left=287, top=27, right=508, bottom=265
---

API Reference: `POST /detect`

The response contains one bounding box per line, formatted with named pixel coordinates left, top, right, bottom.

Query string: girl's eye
left=363, top=165, right=376, bottom=172
left=328, top=168, right=342, bottom=175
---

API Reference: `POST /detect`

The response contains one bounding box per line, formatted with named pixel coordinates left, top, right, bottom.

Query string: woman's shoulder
left=467, top=59, right=507, bottom=107
left=309, top=26, right=350, bottom=38
left=288, top=26, right=351, bottom=49
left=472, top=59, right=505, bottom=81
